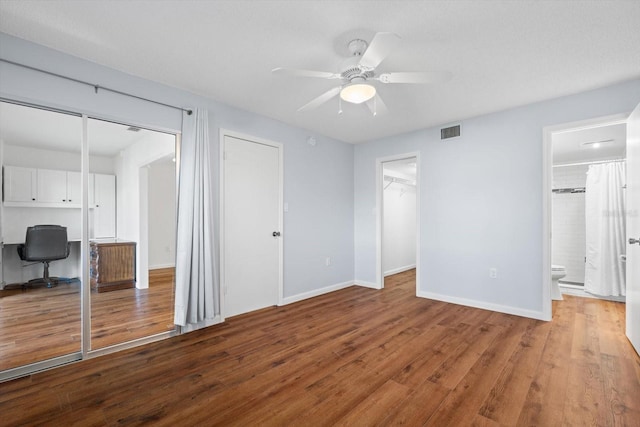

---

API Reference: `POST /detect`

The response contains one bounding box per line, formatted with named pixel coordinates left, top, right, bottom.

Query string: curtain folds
left=174, top=108, right=219, bottom=329
left=584, top=161, right=626, bottom=296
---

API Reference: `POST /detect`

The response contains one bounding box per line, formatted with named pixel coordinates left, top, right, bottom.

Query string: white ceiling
left=383, top=158, right=417, bottom=181
left=0, top=1, right=639, bottom=144
left=552, top=122, right=626, bottom=165
left=0, top=101, right=173, bottom=156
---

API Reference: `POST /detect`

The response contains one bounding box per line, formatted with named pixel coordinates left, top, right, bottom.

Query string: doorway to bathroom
left=377, top=153, right=419, bottom=292
left=547, top=116, right=628, bottom=304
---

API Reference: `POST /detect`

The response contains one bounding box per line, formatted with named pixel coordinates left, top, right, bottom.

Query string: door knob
left=272, top=231, right=281, bottom=237
left=630, top=237, right=640, bottom=246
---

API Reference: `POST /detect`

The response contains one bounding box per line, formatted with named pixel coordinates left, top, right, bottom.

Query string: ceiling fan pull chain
left=338, top=95, right=343, bottom=115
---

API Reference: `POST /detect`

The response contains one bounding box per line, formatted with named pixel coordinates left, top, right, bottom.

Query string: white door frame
left=541, top=112, right=629, bottom=321
left=219, top=129, right=284, bottom=321
left=376, top=152, right=420, bottom=292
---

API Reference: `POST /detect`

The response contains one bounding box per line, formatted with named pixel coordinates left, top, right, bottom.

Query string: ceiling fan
left=272, top=32, right=451, bottom=115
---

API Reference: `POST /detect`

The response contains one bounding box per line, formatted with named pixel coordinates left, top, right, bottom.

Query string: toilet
left=551, top=265, right=566, bottom=301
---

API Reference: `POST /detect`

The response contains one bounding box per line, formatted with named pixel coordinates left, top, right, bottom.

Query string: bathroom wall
left=552, top=164, right=588, bottom=284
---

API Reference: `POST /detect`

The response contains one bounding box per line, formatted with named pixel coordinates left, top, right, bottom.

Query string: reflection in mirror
left=88, top=118, right=176, bottom=350
left=0, top=101, right=82, bottom=370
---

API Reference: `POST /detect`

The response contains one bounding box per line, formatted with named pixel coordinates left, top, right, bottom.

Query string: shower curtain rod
left=552, top=187, right=586, bottom=194
left=553, top=158, right=625, bottom=168
left=0, top=58, right=192, bottom=115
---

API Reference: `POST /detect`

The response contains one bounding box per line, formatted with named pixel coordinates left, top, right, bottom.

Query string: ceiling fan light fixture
left=340, top=83, right=376, bottom=104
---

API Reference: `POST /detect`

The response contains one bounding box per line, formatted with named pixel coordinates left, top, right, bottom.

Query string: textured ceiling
left=0, top=0, right=639, bottom=144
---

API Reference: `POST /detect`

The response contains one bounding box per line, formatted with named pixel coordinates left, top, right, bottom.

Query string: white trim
left=0, top=353, right=82, bottom=383
left=376, top=152, right=420, bottom=293
left=179, top=316, right=223, bottom=333
left=542, top=112, right=629, bottom=322
left=149, top=263, right=176, bottom=270
left=81, top=114, right=91, bottom=357
left=355, top=280, right=379, bottom=289
left=281, top=280, right=354, bottom=305
left=219, top=128, right=284, bottom=321
left=384, top=264, right=416, bottom=277
left=86, top=329, right=178, bottom=358
left=417, top=290, right=547, bottom=321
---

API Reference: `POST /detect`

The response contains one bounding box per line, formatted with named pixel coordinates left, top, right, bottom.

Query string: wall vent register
left=441, top=124, right=461, bottom=140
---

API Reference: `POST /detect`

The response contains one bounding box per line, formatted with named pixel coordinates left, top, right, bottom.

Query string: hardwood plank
left=0, top=268, right=175, bottom=370
left=561, top=360, right=607, bottom=426
left=379, top=378, right=450, bottom=426
left=334, top=379, right=412, bottom=426
left=424, top=317, right=532, bottom=426
left=478, top=319, right=551, bottom=425
left=516, top=295, right=576, bottom=426
left=600, top=352, right=640, bottom=425
left=1, top=269, right=639, bottom=426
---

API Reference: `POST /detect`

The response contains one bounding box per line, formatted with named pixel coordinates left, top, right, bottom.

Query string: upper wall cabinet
left=37, top=169, right=81, bottom=207
left=3, top=166, right=114, bottom=214
left=3, top=166, right=37, bottom=203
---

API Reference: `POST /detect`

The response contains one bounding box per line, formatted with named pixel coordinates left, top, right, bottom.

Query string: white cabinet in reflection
left=92, top=173, right=116, bottom=238
left=37, top=169, right=81, bottom=206
left=4, top=166, right=37, bottom=202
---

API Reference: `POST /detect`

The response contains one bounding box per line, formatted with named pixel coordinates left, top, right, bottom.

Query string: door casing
left=542, top=112, right=629, bottom=321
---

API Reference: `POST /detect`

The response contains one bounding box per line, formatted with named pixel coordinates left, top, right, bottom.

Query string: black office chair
left=17, top=225, right=71, bottom=288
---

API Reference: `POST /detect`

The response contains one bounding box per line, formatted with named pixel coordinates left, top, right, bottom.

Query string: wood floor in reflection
left=0, top=268, right=175, bottom=371
left=1, top=269, right=639, bottom=426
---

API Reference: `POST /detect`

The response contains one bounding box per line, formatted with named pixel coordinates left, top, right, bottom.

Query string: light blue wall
left=0, top=33, right=355, bottom=300
left=3, top=32, right=638, bottom=320
left=354, top=79, right=640, bottom=318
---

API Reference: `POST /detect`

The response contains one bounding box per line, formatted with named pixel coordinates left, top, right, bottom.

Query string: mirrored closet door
left=0, top=101, right=178, bottom=378
left=87, top=118, right=177, bottom=350
left=0, top=101, right=83, bottom=371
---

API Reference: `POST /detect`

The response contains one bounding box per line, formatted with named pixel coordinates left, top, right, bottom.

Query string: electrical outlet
left=489, top=268, right=497, bottom=279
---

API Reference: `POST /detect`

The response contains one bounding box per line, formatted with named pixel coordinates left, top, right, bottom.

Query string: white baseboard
left=149, top=264, right=175, bottom=270
left=181, top=315, right=223, bottom=333
left=281, top=280, right=354, bottom=305
left=384, top=264, right=416, bottom=277
left=355, top=280, right=380, bottom=289
left=417, top=290, right=547, bottom=321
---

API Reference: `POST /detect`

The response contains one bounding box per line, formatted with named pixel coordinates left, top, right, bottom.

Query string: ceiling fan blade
left=376, top=71, right=453, bottom=84
left=366, top=94, right=389, bottom=116
left=297, top=86, right=341, bottom=112
left=358, top=32, right=401, bottom=70
left=272, top=67, right=340, bottom=79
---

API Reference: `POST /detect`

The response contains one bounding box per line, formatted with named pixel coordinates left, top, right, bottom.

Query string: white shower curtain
left=584, top=162, right=626, bottom=296
left=174, top=108, right=219, bottom=330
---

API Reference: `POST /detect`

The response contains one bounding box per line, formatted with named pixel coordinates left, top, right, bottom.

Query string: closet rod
left=553, top=158, right=625, bottom=168
left=383, top=175, right=416, bottom=187
left=0, top=58, right=193, bottom=115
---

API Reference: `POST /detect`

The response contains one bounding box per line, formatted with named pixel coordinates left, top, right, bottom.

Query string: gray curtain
left=174, top=108, right=219, bottom=329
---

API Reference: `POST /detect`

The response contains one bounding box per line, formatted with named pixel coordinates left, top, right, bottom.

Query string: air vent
left=126, top=126, right=141, bottom=132
left=441, top=124, right=461, bottom=140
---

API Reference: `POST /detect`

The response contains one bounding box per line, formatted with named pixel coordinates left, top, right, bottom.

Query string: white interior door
left=223, top=134, right=282, bottom=318
left=626, top=102, right=640, bottom=355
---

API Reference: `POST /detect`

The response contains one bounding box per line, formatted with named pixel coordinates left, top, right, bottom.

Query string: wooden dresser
left=90, top=239, right=136, bottom=292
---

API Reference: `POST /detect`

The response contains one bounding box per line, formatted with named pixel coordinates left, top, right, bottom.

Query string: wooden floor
left=0, top=268, right=175, bottom=371
left=1, top=269, right=639, bottom=426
